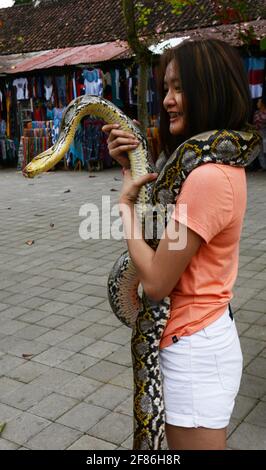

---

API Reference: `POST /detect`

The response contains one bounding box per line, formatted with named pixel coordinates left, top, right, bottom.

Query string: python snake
left=24, top=95, right=261, bottom=449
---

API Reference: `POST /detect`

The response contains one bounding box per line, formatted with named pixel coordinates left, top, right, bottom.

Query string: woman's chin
left=169, top=118, right=185, bottom=136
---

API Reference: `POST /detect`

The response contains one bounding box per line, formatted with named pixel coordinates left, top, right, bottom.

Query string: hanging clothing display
left=12, top=77, right=29, bottom=100
left=21, top=120, right=53, bottom=169
left=3, top=60, right=164, bottom=170
left=244, top=57, right=266, bottom=99
left=83, top=68, right=103, bottom=96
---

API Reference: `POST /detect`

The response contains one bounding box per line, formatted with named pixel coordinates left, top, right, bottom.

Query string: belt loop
left=228, top=304, right=233, bottom=321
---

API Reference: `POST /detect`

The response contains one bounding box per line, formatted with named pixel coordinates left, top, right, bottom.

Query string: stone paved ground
left=0, top=167, right=265, bottom=450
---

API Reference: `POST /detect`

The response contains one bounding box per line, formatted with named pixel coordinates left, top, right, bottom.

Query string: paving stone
left=16, top=309, right=52, bottom=324
left=37, top=314, right=69, bottom=328
left=67, top=435, right=116, bottom=450
left=0, top=169, right=266, bottom=450
left=0, top=403, right=23, bottom=422
left=78, top=308, right=109, bottom=323
left=114, top=395, right=134, bottom=416
left=30, top=368, right=77, bottom=392
left=242, top=325, right=266, bottom=342
left=81, top=340, right=120, bottom=359
left=256, top=315, right=266, bottom=327
left=33, top=346, right=75, bottom=367
left=58, top=318, right=93, bottom=334
left=244, top=401, right=266, bottom=428
left=57, top=402, right=108, bottom=432
left=1, top=412, right=50, bottom=445
left=39, top=300, right=70, bottom=314
left=235, top=321, right=251, bottom=335
left=98, top=313, right=122, bottom=327
left=239, top=373, right=266, bottom=399
left=110, top=369, right=133, bottom=390
left=0, top=439, right=19, bottom=450
left=235, top=309, right=263, bottom=324
left=0, top=354, right=25, bottom=374
left=54, top=304, right=88, bottom=318
left=0, top=377, right=24, bottom=396
left=0, top=320, right=28, bottom=335
left=245, top=357, right=266, bottom=379
left=108, top=345, right=132, bottom=367
left=0, top=306, right=29, bottom=320
left=77, top=295, right=106, bottom=308
left=76, top=285, right=108, bottom=298
left=25, top=422, right=82, bottom=450
left=0, top=303, right=9, bottom=312
left=88, top=412, right=133, bottom=445
left=6, top=361, right=49, bottom=384
left=105, top=326, right=131, bottom=345
left=57, top=334, right=95, bottom=352
left=29, top=393, right=78, bottom=420
left=239, top=337, right=266, bottom=357
left=57, top=353, right=99, bottom=373
left=37, top=329, right=73, bottom=346
left=85, top=384, right=131, bottom=410
left=0, top=337, right=48, bottom=357
left=232, top=395, right=257, bottom=421
left=14, top=324, right=50, bottom=340
left=82, top=360, right=127, bottom=383
left=227, top=418, right=240, bottom=437
left=1, top=383, right=51, bottom=411
left=59, top=375, right=102, bottom=400
left=228, top=422, right=266, bottom=450
left=242, top=299, right=266, bottom=314
left=81, top=323, right=116, bottom=340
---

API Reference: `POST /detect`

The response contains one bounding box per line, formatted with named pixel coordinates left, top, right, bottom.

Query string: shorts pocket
left=215, top=337, right=243, bottom=392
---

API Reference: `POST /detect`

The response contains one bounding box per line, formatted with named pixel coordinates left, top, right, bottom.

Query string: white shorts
left=159, top=307, right=243, bottom=429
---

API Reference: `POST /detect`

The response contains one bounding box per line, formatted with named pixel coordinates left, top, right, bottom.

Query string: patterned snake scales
left=24, top=95, right=261, bottom=449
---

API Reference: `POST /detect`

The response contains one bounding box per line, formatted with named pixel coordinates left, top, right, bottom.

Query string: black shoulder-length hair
left=158, top=38, right=252, bottom=158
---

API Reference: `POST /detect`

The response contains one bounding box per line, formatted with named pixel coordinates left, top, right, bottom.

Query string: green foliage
left=165, top=0, right=196, bottom=16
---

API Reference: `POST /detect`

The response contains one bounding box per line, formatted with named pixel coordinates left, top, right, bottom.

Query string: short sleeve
left=171, top=164, right=234, bottom=243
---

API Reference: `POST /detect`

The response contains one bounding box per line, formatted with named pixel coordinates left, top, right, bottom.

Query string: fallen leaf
left=110, top=188, right=118, bottom=192
left=7, top=207, right=11, bottom=210
left=25, top=240, right=34, bottom=246
left=22, top=353, right=34, bottom=359
left=114, top=177, right=121, bottom=181
left=34, top=214, right=44, bottom=217
left=50, top=223, right=54, bottom=228
left=88, top=175, right=96, bottom=178
left=0, top=422, right=6, bottom=435
left=63, top=189, right=71, bottom=193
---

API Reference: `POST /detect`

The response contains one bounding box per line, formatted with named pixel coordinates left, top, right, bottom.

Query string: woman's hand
left=102, top=122, right=140, bottom=169
left=119, top=168, right=158, bottom=206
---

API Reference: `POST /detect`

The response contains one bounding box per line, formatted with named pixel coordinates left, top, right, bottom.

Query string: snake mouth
left=22, top=161, right=38, bottom=178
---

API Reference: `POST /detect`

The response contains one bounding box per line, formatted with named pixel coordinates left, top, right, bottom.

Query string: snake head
left=23, top=146, right=62, bottom=178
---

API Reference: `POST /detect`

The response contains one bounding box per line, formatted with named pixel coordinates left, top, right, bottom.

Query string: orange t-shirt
left=160, top=163, right=247, bottom=349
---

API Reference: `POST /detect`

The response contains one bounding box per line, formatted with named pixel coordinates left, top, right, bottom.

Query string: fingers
left=102, top=124, right=138, bottom=143
left=123, top=169, right=158, bottom=187
left=102, top=123, right=139, bottom=169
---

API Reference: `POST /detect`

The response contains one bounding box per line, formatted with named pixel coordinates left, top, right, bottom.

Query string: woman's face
left=163, top=60, right=186, bottom=136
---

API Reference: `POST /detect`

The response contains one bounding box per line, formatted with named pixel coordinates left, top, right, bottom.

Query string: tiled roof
left=0, top=0, right=264, bottom=55
left=1, top=41, right=131, bottom=75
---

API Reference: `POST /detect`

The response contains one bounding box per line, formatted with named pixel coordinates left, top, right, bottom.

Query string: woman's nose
left=163, top=91, right=175, bottom=108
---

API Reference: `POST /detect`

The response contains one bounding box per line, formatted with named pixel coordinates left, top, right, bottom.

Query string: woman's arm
left=120, top=171, right=202, bottom=302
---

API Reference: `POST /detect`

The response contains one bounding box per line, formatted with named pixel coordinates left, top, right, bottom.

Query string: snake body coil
left=24, top=95, right=261, bottom=449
